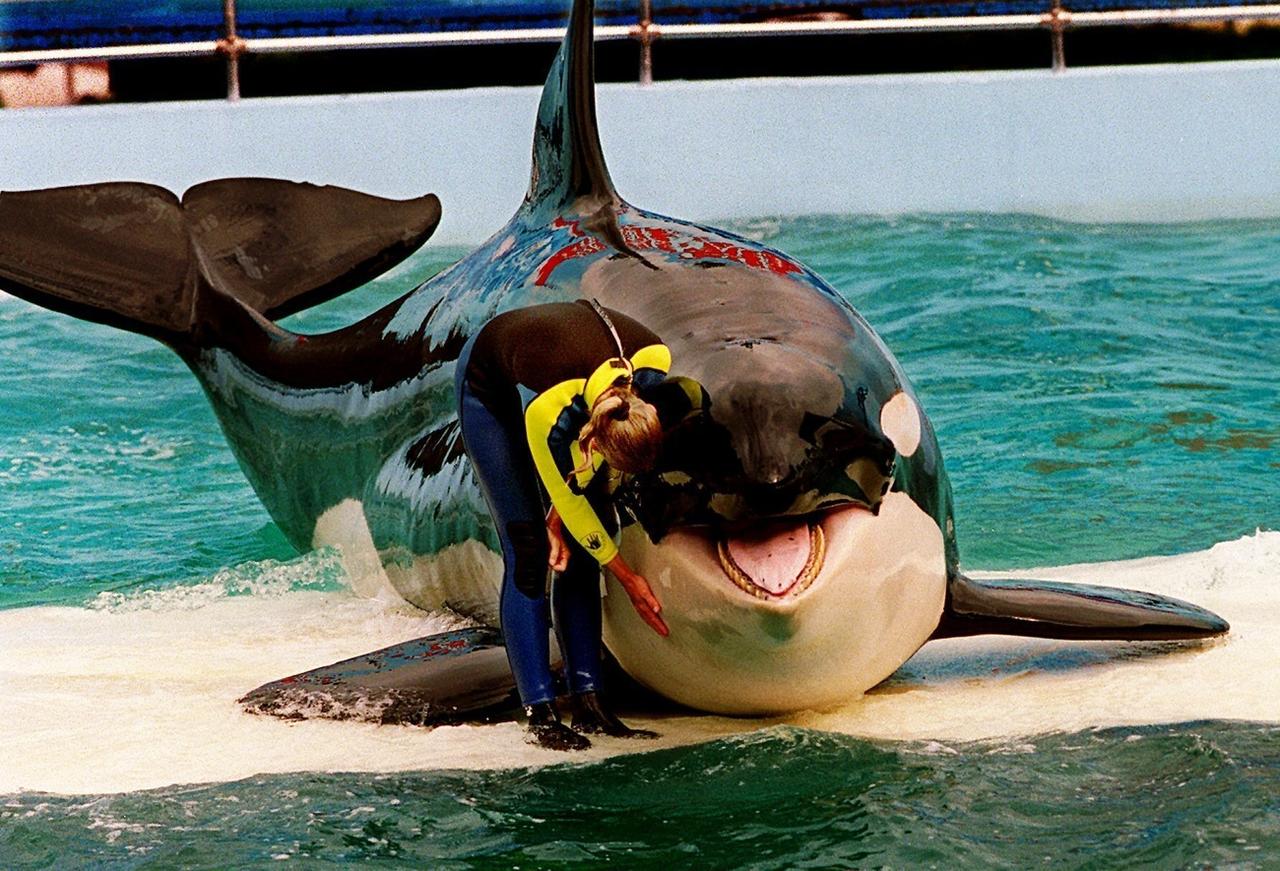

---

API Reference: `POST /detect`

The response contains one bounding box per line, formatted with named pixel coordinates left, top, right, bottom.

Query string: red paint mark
left=624, top=226, right=678, bottom=254
left=534, top=218, right=801, bottom=286
left=425, top=638, right=470, bottom=657
left=534, top=237, right=606, bottom=286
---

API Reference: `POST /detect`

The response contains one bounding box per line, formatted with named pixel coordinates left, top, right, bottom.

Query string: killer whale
left=0, top=0, right=1227, bottom=723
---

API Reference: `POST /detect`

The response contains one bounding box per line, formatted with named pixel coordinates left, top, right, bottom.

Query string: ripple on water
left=3, top=723, right=1279, bottom=868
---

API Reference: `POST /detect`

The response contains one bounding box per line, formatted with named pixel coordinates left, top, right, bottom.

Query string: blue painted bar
left=0, top=0, right=1261, bottom=50
left=11, top=2, right=824, bottom=51
left=3, top=60, right=1279, bottom=244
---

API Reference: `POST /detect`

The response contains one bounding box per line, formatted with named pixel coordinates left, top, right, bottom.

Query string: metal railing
left=3, top=1, right=1280, bottom=99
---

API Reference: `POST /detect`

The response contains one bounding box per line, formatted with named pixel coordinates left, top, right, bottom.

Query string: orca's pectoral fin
left=184, top=178, right=441, bottom=321
left=238, top=627, right=519, bottom=726
left=931, top=573, right=1229, bottom=641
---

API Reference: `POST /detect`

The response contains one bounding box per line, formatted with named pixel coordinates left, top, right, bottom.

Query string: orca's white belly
left=312, top=497, right=504, bottom=624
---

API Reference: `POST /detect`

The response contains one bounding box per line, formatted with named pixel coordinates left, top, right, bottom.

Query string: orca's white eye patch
left=880, top=391, right=921, bottom=457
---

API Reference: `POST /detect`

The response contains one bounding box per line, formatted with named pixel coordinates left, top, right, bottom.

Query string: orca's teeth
left=716, top=523, right=825, bottom=600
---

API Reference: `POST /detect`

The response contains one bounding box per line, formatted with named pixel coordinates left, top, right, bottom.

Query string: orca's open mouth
left=715, top=518, right=827, bottom=600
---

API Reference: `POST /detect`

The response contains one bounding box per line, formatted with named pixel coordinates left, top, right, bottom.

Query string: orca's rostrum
left=0, top=0, right=1227, bottom=723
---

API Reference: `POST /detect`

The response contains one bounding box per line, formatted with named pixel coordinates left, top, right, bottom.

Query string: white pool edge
left=4, top=58, right=1280, bottom=244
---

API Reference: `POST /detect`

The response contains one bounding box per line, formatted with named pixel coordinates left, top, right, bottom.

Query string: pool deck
left=3, top=59, right=1279, bottom=244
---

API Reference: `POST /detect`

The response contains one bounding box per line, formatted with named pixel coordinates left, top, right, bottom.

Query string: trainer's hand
left=605, top=554, right=669, bottom=637
left=546, top=507, right=570, bottom=572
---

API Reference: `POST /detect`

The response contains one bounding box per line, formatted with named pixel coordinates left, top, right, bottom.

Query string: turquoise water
left=2, top=213, right=1278, bottom=865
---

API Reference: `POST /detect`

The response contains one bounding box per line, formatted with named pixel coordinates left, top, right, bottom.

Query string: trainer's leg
left=455, top=360, right=588, bottom=751
left=455, top=385, right=554, bottom=705
left=552, top=541, right=603, bottom=696
left=553, top=523, right=659, bottom=740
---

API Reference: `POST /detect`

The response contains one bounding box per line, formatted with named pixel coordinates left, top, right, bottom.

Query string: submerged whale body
left=0, top=0, right=1227, bottom=722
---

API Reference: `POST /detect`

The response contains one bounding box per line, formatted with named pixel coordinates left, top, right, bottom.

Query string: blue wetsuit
left=455, top=300, right=677, bottom=705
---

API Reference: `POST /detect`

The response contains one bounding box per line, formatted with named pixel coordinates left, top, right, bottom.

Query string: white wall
left=3, top=59, right=1279, bottom=245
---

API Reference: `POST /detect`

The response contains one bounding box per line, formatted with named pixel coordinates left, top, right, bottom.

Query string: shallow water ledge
left=1, top=531, right=1275, bottom=796
left=4, top=60, right=1280, bottom=245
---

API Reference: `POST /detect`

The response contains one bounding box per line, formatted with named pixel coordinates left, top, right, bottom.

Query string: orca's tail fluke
left=0, top=179, right=441, bottom=351
left=932, top=573, right=1230, bottom=641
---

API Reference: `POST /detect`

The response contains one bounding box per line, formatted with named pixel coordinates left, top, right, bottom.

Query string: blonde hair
left=574, top=384, right=663, bottom=476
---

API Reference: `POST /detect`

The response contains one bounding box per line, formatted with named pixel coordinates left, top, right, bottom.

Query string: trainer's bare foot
left=524, top=702, right=591, bottom=751
left=571, top=692, right=659, bottom=739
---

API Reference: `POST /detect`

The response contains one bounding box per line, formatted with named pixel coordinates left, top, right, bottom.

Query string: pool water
left=1, top=213, right=1277, bottom=867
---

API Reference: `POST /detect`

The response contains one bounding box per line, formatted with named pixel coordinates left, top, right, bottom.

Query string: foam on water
left=3, top=531, right=1275, bottom=795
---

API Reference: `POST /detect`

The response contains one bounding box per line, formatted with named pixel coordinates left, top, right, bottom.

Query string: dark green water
left=4, top=724, right=1279, bottom=869
left=1, top=213, right=1278, bottom=866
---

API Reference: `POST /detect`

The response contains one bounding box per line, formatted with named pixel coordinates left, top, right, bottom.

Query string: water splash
left=88, top=548, right=349, bottom=613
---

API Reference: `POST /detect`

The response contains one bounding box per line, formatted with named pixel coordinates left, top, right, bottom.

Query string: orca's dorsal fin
left=526, top=0, right=618, bottom=216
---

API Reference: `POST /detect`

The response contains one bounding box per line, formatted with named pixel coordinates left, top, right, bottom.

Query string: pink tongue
left=724, top=519, right=813, bottom=595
